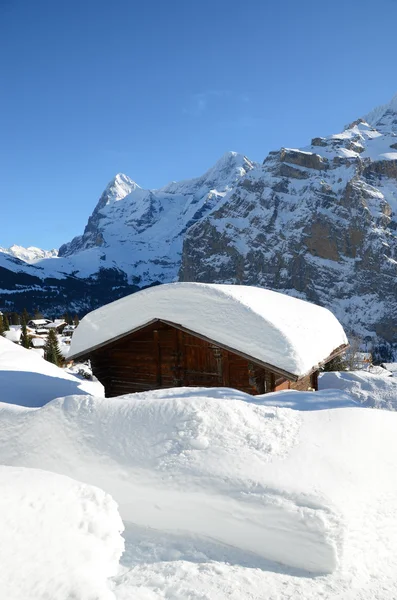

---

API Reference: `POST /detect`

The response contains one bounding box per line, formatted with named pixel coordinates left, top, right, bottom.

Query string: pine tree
left=73, top=314, right=79, bottom=327
left=21, top=308, right=30, bottom=325
left=44, top=329, right=63, bottom=366
left=0, top=314, right=4, bottom=336
left=322, top=354, right=349, bottom=372
left=2, top=313, right=10, bottom=332
left=20, top=318, right=31, bottom=349
left=10, top=312, right=20, bottom=326
left=34, top=308, right=43, bottom=320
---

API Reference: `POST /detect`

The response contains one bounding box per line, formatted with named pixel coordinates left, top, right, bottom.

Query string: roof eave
left=68, top=319, right=348, bottom=383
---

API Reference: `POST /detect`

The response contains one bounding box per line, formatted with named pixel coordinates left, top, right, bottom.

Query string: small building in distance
left=27, top=319, right=51, bottom=330
left=68, top=283, right=348, bottom=398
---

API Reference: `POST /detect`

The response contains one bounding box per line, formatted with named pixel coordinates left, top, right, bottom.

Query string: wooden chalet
left=68, top=283, right=348, bottom=398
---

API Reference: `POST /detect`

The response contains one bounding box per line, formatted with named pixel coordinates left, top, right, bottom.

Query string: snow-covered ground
left=0, top=465, right=123, bottom=600
left=0, top=384, right=396, bottom=598
left=0, top=336, right=103, bottom=406
left=320, top=369, right=397, bottom=410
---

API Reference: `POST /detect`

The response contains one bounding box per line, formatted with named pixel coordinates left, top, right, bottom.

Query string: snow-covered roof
left=44, top=322, right=65, bottom=329
left=69, top=283, right=348, bottom=377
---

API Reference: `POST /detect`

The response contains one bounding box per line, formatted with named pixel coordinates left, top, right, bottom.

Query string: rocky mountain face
left=180, top=95, right=397, bottom=345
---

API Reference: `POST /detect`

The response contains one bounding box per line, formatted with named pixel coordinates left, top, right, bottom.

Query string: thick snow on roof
left=69, top=283, right=348, bottom=377
left=0, top=465, right=123, bottom=600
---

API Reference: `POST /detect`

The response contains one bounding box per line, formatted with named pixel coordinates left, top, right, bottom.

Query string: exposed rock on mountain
left=180, top=95, right=397, bottom=344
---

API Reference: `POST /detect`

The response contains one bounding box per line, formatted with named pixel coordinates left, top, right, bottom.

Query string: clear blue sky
left=1, top=0, right=397, bottom=249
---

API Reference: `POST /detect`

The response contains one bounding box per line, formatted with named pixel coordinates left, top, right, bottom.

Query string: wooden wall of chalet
left=89, top=321, right=318, bottom=398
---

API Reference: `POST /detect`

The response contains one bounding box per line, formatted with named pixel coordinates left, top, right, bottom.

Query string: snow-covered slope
left=57, top=152, right=255, bottom=285
left=0, top=244, right=58, bottom=263
left=0, top=465, right=123, bottom=600
left=181, top=93, right=397, bottom=346
left=0, top=336, right=103, bottom=406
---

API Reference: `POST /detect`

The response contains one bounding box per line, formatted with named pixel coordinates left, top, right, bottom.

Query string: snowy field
left=1, top=335, right=397, bottom=598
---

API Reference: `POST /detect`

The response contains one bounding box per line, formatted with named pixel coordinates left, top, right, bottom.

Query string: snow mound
left=0, top=335, right=103, bottom=406
left=319, top=370, right=397, bottom=410
left=70, top=282, right=347, bottom=377
left=0, top=465, right=124, bottom=600
left=1, top=387, right=394, bottom=574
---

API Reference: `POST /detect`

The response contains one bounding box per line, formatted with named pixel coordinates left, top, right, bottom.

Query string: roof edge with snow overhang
left=68, top=283, right=349, bottom=378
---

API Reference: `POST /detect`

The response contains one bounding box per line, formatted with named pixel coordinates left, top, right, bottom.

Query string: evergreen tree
left=73, top=314, right=79, bottom=327
left=21, top=308, right=30, bottom=325
left=10, top=312, right=20, bottom=326
left=2, top=313, right=10, bottom=332
left=20, top=318, right=31, bottom=349
left=44, top=329, right=63, bottom=366
left=322, top=354, right=349, bottom=372
left=34, top=309, right=43, bottom=320
left=0, top=314, right=4, bottom=336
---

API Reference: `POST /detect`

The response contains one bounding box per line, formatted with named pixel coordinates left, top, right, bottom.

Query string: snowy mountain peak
left=0, top=244, right=58, bottom=263
left=160, top=151, right=255, bottom=196
left=103, top=173, right=140, bottom=205
left=57, top=153, right=257, bottom=275
left=364, top=92, right=397, bottom=133
left=206, top=151, right=256, bottom=182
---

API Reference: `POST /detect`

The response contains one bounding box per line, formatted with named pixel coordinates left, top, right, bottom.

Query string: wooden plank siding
left=89, top=320, right=318, bottom=398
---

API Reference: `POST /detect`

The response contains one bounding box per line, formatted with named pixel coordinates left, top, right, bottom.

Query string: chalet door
left=154, top=327, right=224, bottom=388
left=155, top=328, right=183, bottom=388
left=183, top=337, right=224, bottom=387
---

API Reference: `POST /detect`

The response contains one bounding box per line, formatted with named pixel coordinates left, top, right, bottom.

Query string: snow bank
left=69, top=282, right=347, bottom=377
left=0, top=465, right=123, bottom=600
left=319, top=370, right=397, bottom=410
left=3, top=326, right=21, bottom=343
left=0, top=336, right=103, bottom=406
left=1, top=387, right=395, bottom=575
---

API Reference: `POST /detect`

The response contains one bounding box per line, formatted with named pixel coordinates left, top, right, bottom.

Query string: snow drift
left=0, top=336, right=103, bottom=406
left=319, top=370, right=397, bottom=410
left=0, top=465, right=124, bottom=600
left=1, top=387, right=395, bottom=575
